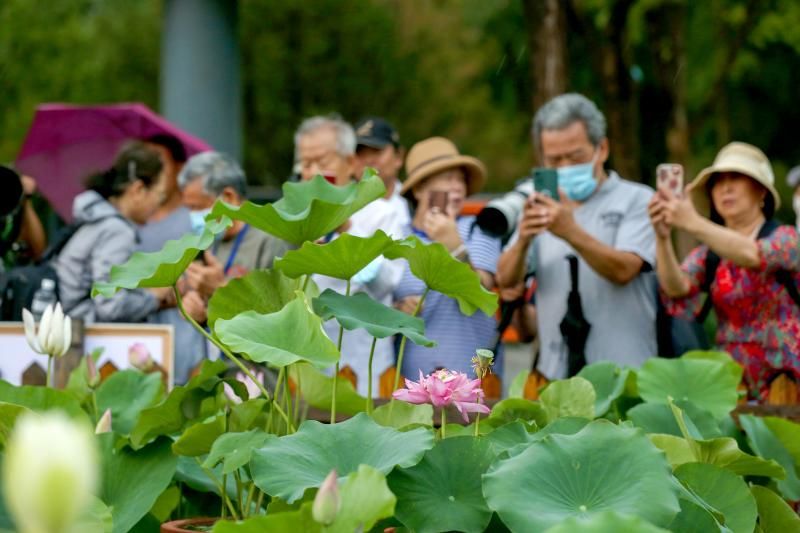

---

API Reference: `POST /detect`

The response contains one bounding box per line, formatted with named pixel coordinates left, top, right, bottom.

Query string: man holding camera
left=496, top=93, right=657, bottom=380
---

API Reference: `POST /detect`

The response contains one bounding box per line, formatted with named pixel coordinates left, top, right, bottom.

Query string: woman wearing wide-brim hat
left=648, top=141, right=800, bottom=402
left=393, top=137, right=503, bottom=380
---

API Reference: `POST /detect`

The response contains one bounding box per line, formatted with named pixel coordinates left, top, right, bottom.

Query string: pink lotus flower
left=128, top=343, right=154, bottom=372
left=393, top=369, right=491, bottom=422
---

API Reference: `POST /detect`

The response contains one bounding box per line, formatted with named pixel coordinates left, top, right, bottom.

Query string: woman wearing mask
left=394, top=137, right=502, bottom=379
left=55, top=141, right=173, bottom=322
left=649, top=142, right=800, bottom=401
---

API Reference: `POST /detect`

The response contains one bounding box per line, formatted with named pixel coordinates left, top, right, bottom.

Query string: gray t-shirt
left=214, top=225, right=292, bottom=277
left=522, top=172, right=657, bottom=379
left=137, top=206, right=193, bottom=253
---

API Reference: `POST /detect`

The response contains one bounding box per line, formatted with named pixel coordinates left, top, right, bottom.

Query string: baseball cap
left=354, top=117, right=400, bottom=149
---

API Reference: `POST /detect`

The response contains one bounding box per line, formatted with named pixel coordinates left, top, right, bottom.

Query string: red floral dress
left=663, top=225, right=800, bottom=400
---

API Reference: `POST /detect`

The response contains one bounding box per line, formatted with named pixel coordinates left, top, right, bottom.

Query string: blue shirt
left=394, top=216, right=502, bottom=377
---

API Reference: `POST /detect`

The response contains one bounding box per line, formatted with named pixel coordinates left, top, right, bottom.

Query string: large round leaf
left=544, top=510, right=670, bottom=533
left=740, top=414, right=800, bottom=500
left=751, top=485, right=800, bottom=532
left=674, top=462, right=757, bottom=533
left=328, top=464, right=396, bottom=533
left=203, top=429, right=270, bottom=475
left=627, top=401, right=720, bottom=440
left=540, top=376, right=595, bottom=422
left=482, top=421, right=680, bottom=531
left=0, top=381, right=87, bottom=421
left=214, top=293, right=340, bottom=368
left=762, top=416, right=800, bottom=465
left=384, top=236, right=498, bottom=316
left=388, top=436, right=496, bottom=533
left=95, top=370, right=164, bottom=435
left=207, top=268, right=307, bottom=327
left=274, top=230, right=394, bottom=280
left=93, top=216, right=231, bottom=296
left=250, top=412, right=434, bottom=502
left=636, top=357, right=741, bottom=419
left=487, top=398, right=547, bottom=428
left=288, top=363, right=367, bottom=416
left=313, top=289, right=434, bottom=345
left=577, top=362, right=629, bottom=416
left=210, top=173, right=386, bottom=246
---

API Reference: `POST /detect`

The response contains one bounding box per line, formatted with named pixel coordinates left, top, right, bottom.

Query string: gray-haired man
left=179, top=151, right=291, bottom=322
left=497, top=93, right=657, bottom=379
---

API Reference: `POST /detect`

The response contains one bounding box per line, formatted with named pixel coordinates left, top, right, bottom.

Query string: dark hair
left=145, top=134, right=188, bottom=163
left=86, top=141, right=163, bottom=199
left=706, top=172, right=775, bottom=224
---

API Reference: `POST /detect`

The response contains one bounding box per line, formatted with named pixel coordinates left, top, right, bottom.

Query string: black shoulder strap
left=697, top=219, right=800, bottom=322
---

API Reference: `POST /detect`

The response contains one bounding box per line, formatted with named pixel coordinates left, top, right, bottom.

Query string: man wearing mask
left=496, top=93, right=657, bottom=380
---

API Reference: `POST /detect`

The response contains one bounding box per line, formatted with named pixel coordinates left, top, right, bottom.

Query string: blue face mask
left=189, top=208, right=212, bottom=236
left=557, top=155, right=598, bottom=201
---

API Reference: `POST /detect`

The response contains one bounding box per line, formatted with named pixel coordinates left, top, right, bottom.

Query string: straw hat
left=688, top=141, right=780, bottom=216
left=401, top=137, right=486, bottom=196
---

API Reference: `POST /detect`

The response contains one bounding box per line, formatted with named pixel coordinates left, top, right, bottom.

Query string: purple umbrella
left=15, top=103, right=212, bottom=221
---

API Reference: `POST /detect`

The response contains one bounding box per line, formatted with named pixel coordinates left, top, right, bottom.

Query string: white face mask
left=794, top=195, right=800, bottom=228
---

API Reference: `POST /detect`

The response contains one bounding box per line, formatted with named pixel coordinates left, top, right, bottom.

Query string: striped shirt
left=394, top=216, right=502, bottom=378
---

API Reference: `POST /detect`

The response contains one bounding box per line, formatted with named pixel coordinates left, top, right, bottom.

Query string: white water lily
left=22, top=303, right=72, bottom=358
left=3, top=411, right=98, bottom=533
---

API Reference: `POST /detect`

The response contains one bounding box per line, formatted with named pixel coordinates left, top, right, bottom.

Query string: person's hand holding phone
left=185, top=250, right=226, bottom=299
left=424, top=190, right=462, bottom=251
left=535, top=190, right=579, bottom=240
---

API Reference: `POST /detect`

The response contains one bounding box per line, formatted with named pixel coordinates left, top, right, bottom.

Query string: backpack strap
left=696, top=219, right=799, bottom=323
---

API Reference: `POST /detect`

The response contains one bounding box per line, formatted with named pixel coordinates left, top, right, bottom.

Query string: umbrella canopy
left=559, top=255, right=591, bottom=377
left=15, top=103, right=212, bottom=221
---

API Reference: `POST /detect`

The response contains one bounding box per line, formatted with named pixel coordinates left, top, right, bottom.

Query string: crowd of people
left=3, top=92, right=800, bottom=403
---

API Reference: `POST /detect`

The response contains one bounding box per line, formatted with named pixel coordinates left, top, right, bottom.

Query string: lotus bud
left=128, top=342, right=154, bottom=372
left=471, top=349, right=495, bottom=380
left=86, top=355, right=100, bottom=389
left=312, top=469, right=340, bottom=525
left=22, top=303, right=72, bottom=358
left=3, top=411, right=98, bottom=533
left=95, top=408, right=112, bottom=434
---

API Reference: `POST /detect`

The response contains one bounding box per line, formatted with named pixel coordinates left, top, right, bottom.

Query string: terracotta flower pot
left=161, top=517, right=218, bottom=532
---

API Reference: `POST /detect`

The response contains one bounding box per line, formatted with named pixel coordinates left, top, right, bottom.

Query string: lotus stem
left=367, top=337, right=377, bottom=414
left=302, top=274, right=311, bottom=292
left=244, top=483, right=256, bottom=518
left=173, top=285, right=295, bottom=432
left=390, top=287, right=430, bottom=407
left=46, top=355, right=53, bottom=388
left=233, top=470, right=244, bottom=517
left=255, top=490, right=265, bottom=514
left=331, top=279, right=351, bottom=425
left=197, top=458, right=239, bottom=521
left=441, top=408, right=446, bottom=439
left=283, top=369, right=293, bottom=434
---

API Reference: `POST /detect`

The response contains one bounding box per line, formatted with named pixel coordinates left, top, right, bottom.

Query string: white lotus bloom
left=22, top=303, right=72, bottom=358
left=3, top=411, right=98, bottom=533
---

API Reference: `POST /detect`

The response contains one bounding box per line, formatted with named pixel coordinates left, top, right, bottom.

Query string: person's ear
left=128, top=179, right=146, bottom=196
left=597, top=138, right=610, bottom=165
left=392, top=147, right=405, bottom=174
left=220, top=186, right=241, bottom=206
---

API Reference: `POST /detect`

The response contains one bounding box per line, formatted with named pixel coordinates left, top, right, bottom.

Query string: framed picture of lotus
left=0, top=322, right=174, bottom=388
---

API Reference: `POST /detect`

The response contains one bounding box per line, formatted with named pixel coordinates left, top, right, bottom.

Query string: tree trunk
left=522, top=0, right=568, bottom=118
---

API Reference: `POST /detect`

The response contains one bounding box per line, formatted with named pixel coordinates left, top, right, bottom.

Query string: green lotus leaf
left=210, top=173, right=386, bottom=246
left=95, top=370, right=164, bottom=436
left=250, top=412, right=434, bottom=502
left=228, top=398, right=270, bottom=432
left=577, top=362, right=630, bottom=416
left=328, top=465, right=396, bottom=533
left=751, top=485, right=800, bottom=532
left=99, top=435, right=178, bottom=533
left=129, top=360, right=229, bottom=449
left=544, top=510, right=671, bottom=533
left=203, top=429, right=270, bottom=475
left=371, top=400, right=433, bottom=429
left=649, top=433, right=785, bottom=478
left=388, top=436, right=495, bottom=533
left=274, top=230, right=394, bottom=279
left=626, top=401, right=721, bottom=440
left=0, top=381, right=87, bottom=421
left=482, top=421, right=680, bottom=531
left=312, top=289, right=435, bottom=346
left=384, top=236, right=498, bottom=316
left=487, top=398, right=547, bottom=428
left=674, top=462, right=757, bottom=533
left=207, top=268, right=308, bottom=327
left=483, top=421, right=535, bottom=456
left=0, top=403, right=31, bottom=448
left=540, top=377, right=595, bottom=422
left=214, top=293, right=340, bottom=368
left=507, top=370, right=527, bottom=398
left=92, top=216, right=231, bottom=296
left=667, top=498, right=728, bottom=533
left=288, top=362, right=367, bottom=416
left=211, top=503, right=320, bottom=533
left=636, top=356, right=741, bottom=419
left=762, top=416, right=800, bottom=465
left=171, top=414, right=226, bottom=457
left=740, top=414, right=800, bottom=500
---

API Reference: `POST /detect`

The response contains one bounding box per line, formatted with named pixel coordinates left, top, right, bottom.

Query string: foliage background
left=2, top=0, right=800, bottom=218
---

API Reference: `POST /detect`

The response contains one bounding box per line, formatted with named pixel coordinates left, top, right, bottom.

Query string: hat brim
left=401, top=155, right=486, bottom=197
left=688, top=163, right=781, bottom=217
left=357, top=136, right=395, bottom=150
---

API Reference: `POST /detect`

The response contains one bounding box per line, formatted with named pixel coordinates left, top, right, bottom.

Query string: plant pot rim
left=161, top=517, right=218, bottom=532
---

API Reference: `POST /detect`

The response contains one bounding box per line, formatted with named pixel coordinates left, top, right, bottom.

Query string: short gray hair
left=532, top=93, right=607, bottom=152
left=177, top=151, right=247, bottom=197
left=294, top=114, right=356, bottom=157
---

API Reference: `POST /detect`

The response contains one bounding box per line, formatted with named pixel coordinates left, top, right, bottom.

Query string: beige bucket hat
left=688, top=141, right=780, bottom=216
left=401, top=137, right=486, bottom=196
